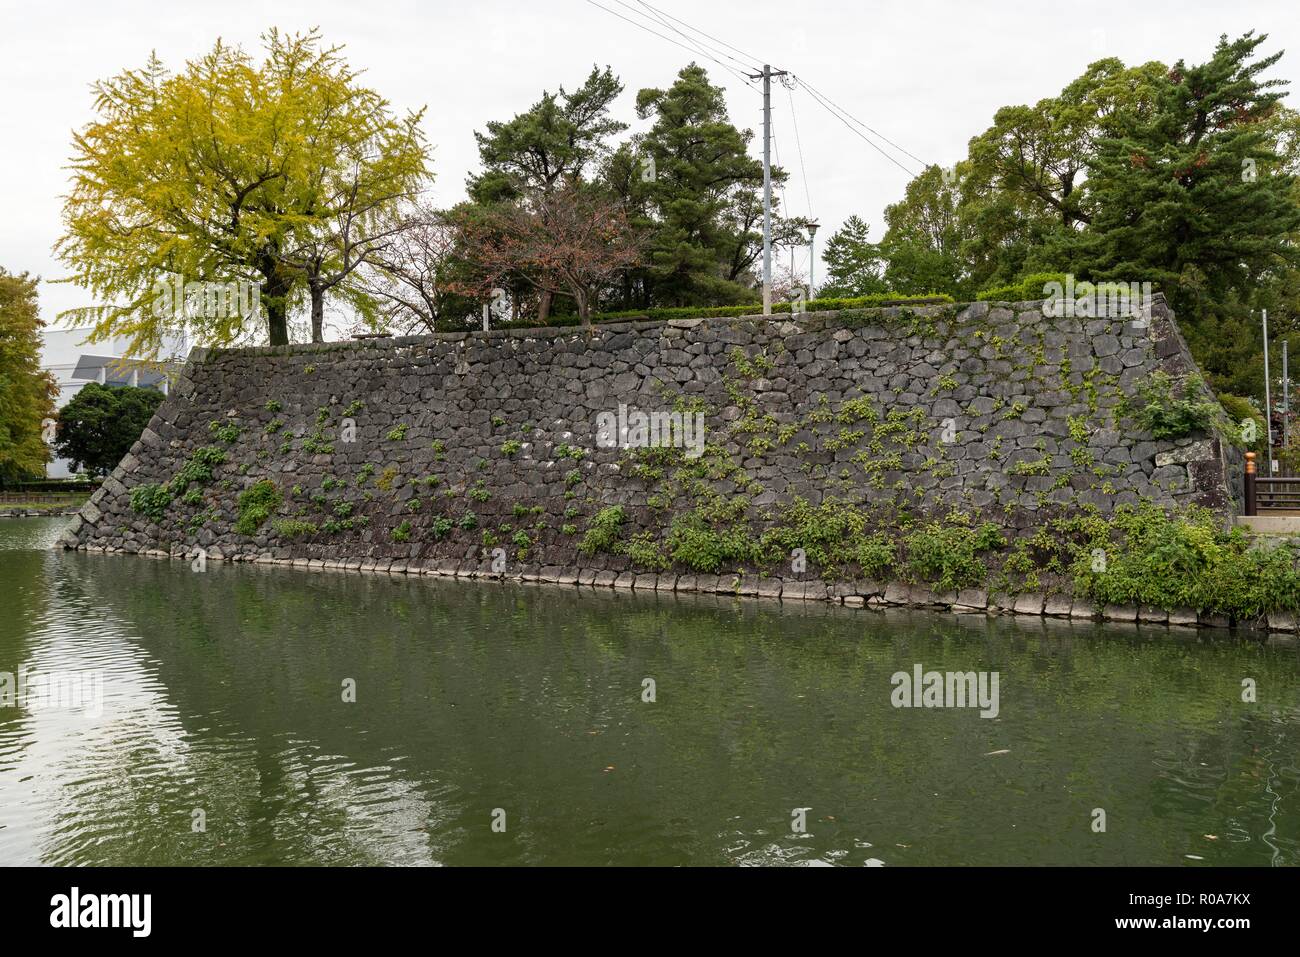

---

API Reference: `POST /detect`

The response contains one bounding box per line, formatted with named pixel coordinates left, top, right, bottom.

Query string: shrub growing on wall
left=903, top=514, right=1005, bottom=591
left=129, top=483, right=171, bottom=521
left=235, top=480, right=281, bottom=536
left=1070, top=503, right=1300, bottom=619
left=1124, top=372, right=1220, bottom=439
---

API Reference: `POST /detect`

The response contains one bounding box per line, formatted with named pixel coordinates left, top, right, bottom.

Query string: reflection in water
left=0, top=517, right=1297, bottom=866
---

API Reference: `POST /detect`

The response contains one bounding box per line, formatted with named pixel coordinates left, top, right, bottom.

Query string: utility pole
left=748, top=64, right=787, bottom=316
left=807, top=221, right=820, bottom=298
left=1263, top=309, right=1274, bottom=475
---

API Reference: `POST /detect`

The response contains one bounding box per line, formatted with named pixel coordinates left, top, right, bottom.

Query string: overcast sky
left=1, top=0, right=1295, bottom=339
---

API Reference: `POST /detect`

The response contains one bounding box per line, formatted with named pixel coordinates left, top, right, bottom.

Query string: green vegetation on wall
left=235, top=480, right=281, bottom=536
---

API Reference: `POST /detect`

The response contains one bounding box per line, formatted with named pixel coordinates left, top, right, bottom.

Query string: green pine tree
left=634, top=64, right=782, bottom=306
left=1070, top=32, right=1300, bottom=324
left=818, top=215, right=887, bottom=298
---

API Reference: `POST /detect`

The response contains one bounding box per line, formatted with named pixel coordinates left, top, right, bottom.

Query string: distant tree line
left=818, top=32, right=1300, bottom=401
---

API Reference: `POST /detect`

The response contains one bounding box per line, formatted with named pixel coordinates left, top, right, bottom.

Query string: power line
left=792, top=74, right=928, bottom=169
left=588, top=0, right=928, bottom=179
left=607, top=1, right=928, bottom=176
left=586, top=0, right=758, bottom=92
left=633, top=0, right=760, bottom=73
left=796, top=80, right=921, bottom=177
left=786, top=86, right=813, bottom=218
left=620, top=0, right=757, bottom=88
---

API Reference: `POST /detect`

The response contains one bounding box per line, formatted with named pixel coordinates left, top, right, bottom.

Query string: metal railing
left=1244, top=452, right=1300, bottom=513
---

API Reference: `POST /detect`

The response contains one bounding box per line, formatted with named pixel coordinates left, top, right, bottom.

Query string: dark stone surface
left=63, top=298, right=1240, bottom=581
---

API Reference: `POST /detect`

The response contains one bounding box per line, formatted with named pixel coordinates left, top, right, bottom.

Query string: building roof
left=70, top=355, right=172, bottom=387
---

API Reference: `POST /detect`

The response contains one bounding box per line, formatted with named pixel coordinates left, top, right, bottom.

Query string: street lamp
left=806, top=221, right=820, bottom=299
left=1262, top=309, right=1275, bottom=475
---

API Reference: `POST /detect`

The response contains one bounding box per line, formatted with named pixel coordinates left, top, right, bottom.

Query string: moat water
left=1, top=517, right=1297, bottom=865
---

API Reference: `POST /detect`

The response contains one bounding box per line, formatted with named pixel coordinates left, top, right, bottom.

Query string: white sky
left=1, top=0, right=1295, bottom=339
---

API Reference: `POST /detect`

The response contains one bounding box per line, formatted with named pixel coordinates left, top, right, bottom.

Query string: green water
left=1, top=517, right=1297, bottom=866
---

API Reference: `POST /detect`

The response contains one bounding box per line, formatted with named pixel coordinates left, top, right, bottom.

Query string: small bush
left=534, top=292, right=953, bottom=326
left=130, top=483, right=171, bottom=521
left=169, top=446, right=227, bottom=494
left=235, top=480, right=281, bottom=536
left=578, top=505, right=626, bottom=556
left=904, top=514, right=1004, bottom=591
left=1070, top=503, right=1300, bottom=619
left=665, top=517, right=752, bottom=573
left=1009, top=456, right=1052, bottom=477
left=625, top=532, right=670, bottom=570
left=1124, top=372, right=1219, bottom=439
left=975, top=273, right=1070, bottom=302
left=1216, top=393, right=1267, bottom=452
left=208, top=420, right=241, bottom=444
left=273, top=519, right=318, bottom=539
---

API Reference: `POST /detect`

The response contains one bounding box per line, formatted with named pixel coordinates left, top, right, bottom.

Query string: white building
left=40, top=328, right=188, bottom=478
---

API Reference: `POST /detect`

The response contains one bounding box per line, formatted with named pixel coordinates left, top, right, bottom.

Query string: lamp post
left=1263, top=309, right=1275, bottom=475
left=1284, top=338, right=1291, bottom=472
left=806, top=221, right=820, bottom=299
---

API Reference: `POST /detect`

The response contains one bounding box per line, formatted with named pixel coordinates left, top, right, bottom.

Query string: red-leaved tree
left=453, top=184, right=644, bottom=327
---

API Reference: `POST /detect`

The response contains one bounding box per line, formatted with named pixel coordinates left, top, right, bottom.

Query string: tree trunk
left=577, top=288, right=590, bottom=329
left=259, top=255, right=292, bottom=346
left=264, top=278, right=293, bottom=346
left=538, top=289, right=552, bottom=325
left=310, top=281, right=325, bottom=343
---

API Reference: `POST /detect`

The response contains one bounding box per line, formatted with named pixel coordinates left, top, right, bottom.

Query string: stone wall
left=61, top=297, right=1242, bottom=587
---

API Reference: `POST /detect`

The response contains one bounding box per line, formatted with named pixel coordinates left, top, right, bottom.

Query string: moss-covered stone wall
left=61, top=297, right=1243, bottom=593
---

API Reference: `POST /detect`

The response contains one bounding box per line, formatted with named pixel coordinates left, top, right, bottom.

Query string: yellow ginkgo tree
left=56, top=29, right=430, bottom=353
